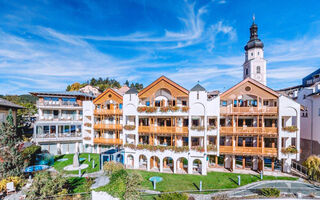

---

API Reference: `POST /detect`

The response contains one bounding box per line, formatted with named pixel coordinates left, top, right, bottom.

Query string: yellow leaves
left=0, top=176, right=23, bottom=192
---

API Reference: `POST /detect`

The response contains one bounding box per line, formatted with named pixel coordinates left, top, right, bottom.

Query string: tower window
left=258, top=52, right=260, bottom=55
left=257, top=66, right=261, bottom=74
left=251, top=53, right=253, bottom=56
left=245, top=68, right=249, bottom=75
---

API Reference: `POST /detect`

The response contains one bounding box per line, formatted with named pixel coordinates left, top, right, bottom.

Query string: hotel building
left=32, top=20, right=301, bottom=175
left=279, top=68, right=320, bottom=162
left=31, top=91, right=94, bottom=155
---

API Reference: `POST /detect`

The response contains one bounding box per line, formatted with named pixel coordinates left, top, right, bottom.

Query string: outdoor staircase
left=291, top=161, right=309, bottom=179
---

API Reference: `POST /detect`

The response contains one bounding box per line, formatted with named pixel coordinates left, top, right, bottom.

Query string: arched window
left=257, top=66, right=261, bottom=74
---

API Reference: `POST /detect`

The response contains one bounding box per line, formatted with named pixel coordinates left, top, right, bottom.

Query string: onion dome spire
left=244, top=15, right=264, bottom=51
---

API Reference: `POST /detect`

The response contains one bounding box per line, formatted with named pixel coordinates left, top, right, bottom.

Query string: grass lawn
left=54, top=153, right=100, bottom=174
left=127, top=170, right=298, bottom=192
left=66, top=177, right=89, bottom=193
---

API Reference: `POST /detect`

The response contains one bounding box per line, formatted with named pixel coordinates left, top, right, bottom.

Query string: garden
left=53, top=153, right=100, bottom=174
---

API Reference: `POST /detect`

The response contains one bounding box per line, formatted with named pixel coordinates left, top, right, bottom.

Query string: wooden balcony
left=138, top=126, right=188, bottom=135
left=93, top=138, right=123, bottom=145
left=94, top=109, right=122, bottom=115
left=220, top=106, right=278, bottom=115
left=93, top=124, right=123, bottom=130
left=220, top=127, right=278, bottom=136
left=220, top=146, right=277, bottom=156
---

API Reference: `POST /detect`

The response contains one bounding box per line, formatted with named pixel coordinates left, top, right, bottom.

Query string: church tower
left=243, top=17, right=267, bottom=85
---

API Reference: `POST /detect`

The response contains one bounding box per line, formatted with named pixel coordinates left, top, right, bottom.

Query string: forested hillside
left=66, top=77, right=144, bottom=92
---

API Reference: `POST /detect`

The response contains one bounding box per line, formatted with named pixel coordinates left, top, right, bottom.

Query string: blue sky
left=0, top=0, right=320, bottom=94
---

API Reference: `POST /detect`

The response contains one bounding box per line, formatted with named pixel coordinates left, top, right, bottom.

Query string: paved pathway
left=230, top=180, right=320, bottom=198
left=91, top=175, right=110, bottom=189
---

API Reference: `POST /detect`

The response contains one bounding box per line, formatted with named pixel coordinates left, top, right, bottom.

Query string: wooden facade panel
left=139, top=76, right=188, bottom=99
left=221, top=78, right=279, bottom=100
left=93, top=89, right=123, bottom=105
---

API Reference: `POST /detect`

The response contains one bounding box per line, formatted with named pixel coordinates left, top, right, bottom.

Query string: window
left=146, top=101, right=150, bottom=106
left=155, top=100, right=161, bottom=107
left=258, top=51, right=260, bottom=55
left=221, top=101, right=227, bottom=106
left=192, top=119, right=200, bottom=126
left=182, top=100, right=187, bottom=106
left=263, top=101, right=269, bottom=106
left=245, top=68, right=249, bottom=75
left=197, top=92, right=199, bottom=100
left=318, top=108, right=320, bottom=116
left=256, top=66, right=261, bottom=74
left=251, top=53, right=253, bottom=56
left=0, top=112, right=6, bottom=122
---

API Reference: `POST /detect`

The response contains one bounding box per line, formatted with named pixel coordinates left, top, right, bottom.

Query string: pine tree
left=0, top=110, right=25, bottom=178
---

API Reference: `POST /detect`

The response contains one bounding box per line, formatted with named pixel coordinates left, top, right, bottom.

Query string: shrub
left=191, top=146, right=205, bottom=152
left=126, top=144, right=189, bottom=153
left=22, top=145, right=41, bottom=166
left=103, top=161, right=124, bottom=176
left=96, top=170, right=143, bottom=200
left=124, top=172, right=143, bottom=200
left=155, top=193, right=189, bottom=200
left=146, top=107, right=157, bottom=113
left=26, top=172, right=67, bottom=200
left=160, top=107, right=170, bottom=112
left=211, top=194, right=229, bottom=200
left=191, top=126, right=205, bottom=131
left=169, top=106, right=180, bottom=112
left=124, top=125, right=136, bottom=130
left=181, top=107, right=189, bottom=112
left=303, top=155, right=320, bottom=181
left=282, top=126, right=298, bottom=132
left=0, top=176, right=24, bottom=192
left=281, top=145, right=298, bottom=154
left=207, top=145, right=217, bottom=152
left=258, top=188, right=280, bottom=197
left=207, top=125, right=217, bottom=131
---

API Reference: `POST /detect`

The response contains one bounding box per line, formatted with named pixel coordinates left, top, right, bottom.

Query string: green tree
left=26, top=172, right=67, bottom=200
left=69, top=82, right=81, bottom=91
left=0, top=110, right=25, bottom=178
left=304, top=155, right=320, bottom=181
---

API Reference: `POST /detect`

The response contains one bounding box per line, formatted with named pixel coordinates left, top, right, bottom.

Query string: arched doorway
left=163, top=157, right=174, bottom=173
left=193, top=159, right=202, bottom=175
left=150, top=156, right=160, bottom=171
left=177, top=157, right=188, bottom=174
left=139, top=155, right=147, bottom=169
left=126, top=154, right=134, bottom=168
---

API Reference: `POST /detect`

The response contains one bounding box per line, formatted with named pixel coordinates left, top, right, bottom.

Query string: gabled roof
left=190, top=83, right=206, bottom=92
left=30, top=91, right=95, bottom=98
left=221, top=78, right=280, bottom=99
left=125, top=87, right=138, bottom=94
left=138, top=76, right=189, bottom=97
left=0, top=98, right=24, bottom=109
left=93, top=88, right=123, bottom=104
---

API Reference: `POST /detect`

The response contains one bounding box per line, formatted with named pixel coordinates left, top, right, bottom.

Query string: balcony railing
left=220, top=127, right=277, bottom=135
left=35, top=132, right=82, bottom=139
left=93, top=138, right=123, bottom=145
left=93, top=124, right=123, bottom=130
left=37, top=116, right=83, bottom=121
left=94, top=109, right=123, bottom=115
left=37, top=101, right=81, bottom=107
left=219, top=146, right=277, bottom=156
left=220, top=106, right=278, bottom=115
left=138, top=126, right=188, bottom=135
